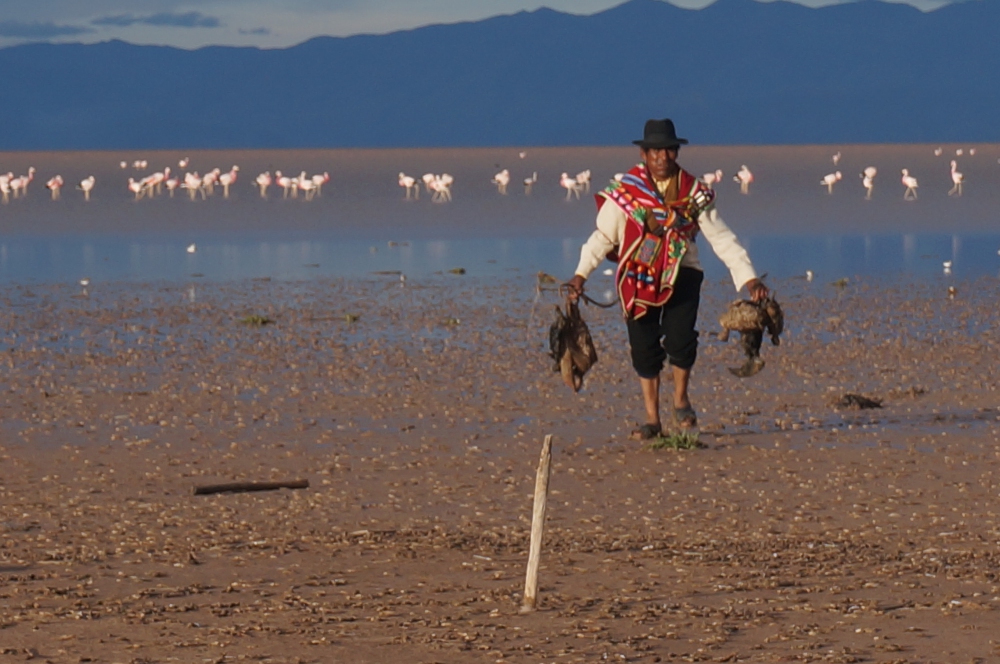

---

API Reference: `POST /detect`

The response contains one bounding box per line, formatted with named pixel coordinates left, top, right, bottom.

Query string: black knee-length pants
left=625, top=267, right=703, bottom=378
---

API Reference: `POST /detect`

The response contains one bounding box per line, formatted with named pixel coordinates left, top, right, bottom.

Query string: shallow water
left=3, top=144, right=1000, bottom=285
left=2, top=231, right=998, bottom=284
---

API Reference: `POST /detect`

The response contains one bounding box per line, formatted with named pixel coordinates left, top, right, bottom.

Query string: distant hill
left=2, top=0, right=998, bottom=149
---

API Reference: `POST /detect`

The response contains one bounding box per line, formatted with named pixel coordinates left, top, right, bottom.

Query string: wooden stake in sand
left=193, top=479, right=309, bottom=495
left=521, top=434, right=553, bottom=613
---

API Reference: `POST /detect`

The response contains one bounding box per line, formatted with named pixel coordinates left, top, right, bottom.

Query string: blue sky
left=0, top=0, right=950, bottom=50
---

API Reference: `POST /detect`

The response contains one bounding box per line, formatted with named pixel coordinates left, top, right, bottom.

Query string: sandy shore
left=2, top=271, right=999, bottom=662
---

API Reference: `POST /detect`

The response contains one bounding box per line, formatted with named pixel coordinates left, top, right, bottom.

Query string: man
left=567, top=118, right=768, bottom=440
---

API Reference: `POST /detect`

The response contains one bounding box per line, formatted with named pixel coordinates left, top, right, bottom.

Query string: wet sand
left=2, top=144, right=1000, bottom=661
left=2, top=269, right=1000, bottom=662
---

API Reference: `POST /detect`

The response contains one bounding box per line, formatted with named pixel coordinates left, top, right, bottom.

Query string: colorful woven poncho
left=596, top=163, right=716, bottom=319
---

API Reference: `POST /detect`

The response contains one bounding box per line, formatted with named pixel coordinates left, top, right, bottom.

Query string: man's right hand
left=566, top=274, right=586, bottom=302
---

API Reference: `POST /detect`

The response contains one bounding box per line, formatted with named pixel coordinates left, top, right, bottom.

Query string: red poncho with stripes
left=596, top=163, right=716, bottom=320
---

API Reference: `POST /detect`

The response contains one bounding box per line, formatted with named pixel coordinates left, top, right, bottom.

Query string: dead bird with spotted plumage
left=717, top=296, right=784, bottom=377
left=549, top=296, right=599, bottom=392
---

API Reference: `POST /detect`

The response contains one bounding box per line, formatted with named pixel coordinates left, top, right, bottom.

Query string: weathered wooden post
left=521, top=434, right=553, bottom=613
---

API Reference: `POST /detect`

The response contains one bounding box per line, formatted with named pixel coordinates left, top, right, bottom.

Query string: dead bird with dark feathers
left=549, top=296, right=598, bottom=392
left=717, top=296, right=784, bottom=377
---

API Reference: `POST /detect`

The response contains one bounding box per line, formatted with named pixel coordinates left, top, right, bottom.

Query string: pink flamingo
left=127, top=178, right=146, bottom=200
left=734, top=165, right=753, bottom=194
left=523, top=171, right=537, bottom=195
left=165, top=175, right=179, bottom=197
left=492, top=169, right=510, bottom=195
left=275, top=171, right=295, bottom=199
left=948, top=160, right=963, bottom=197
left=77, top=176, right=95, bottom=201
left=182, top=172, right=204, bottom=200
left=702, top=169, right=723, bottom=188
left=9, top=167, right=35, bottom=198
left=310, top=171, right=330, bottom=196
left=820, top=171, right=842, bottom=194
left=398, top=172, right=418, bottom=199
left=201, top=168, right=221, bottom=196
left=860, top=166, right=877, bottom=200
left=901, top=169, right=918, bottom=200
left=559, top=172, right=582, bottom=200
left=575, top=169, right=592, bottom=193
left=46, top=175, right=64, bottom=200
left=256, top=172, right=272, bottom=199
left=218, top=165, right=239, bottom=199
left=0, top=173, right=12, bottom=204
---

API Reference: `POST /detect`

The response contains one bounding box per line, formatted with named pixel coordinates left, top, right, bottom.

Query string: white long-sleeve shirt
left=574, top=192, right=758, bottom=292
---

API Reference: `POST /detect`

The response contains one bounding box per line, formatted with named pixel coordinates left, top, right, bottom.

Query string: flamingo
left=218, top=165, right=239, bottom=199
left=201, top=168, right=221, bottom=196
left=256, top=171, right=272, bottom=199
left=832, top=151, right=842, bottom=166
left=523, top=171, right=537, bottom=195
left=575, top=169, right=592, bottom=193
left=948, top=160, right=963, bottom=197
left=10, top=167, right=35, bottom=198
left=127, top=178, right=146, bottom=200
left=955, top=148, right=964, bottom=156
left=734, top=165, right=753, bottom=194
left=560, top=172, right=582, bottom=200
left=860, top=166, right=877, bottom=200
left=275, top=171, right=295, bottom=199
left=969, top=148, right=976, bottom=156
left=165, top=175, right=179, bottom=197
left=901, top=169, right=918, bottom=200
left=182, top=172, right=204, bottom=200
left=119, top=161, right=128, bottom=169
left=398, top=172, right=418, bottom=199
left=820, top=171, right=842, bottom=194
left=77, top=176, right=95, bottom=201
left=437, top=173, right=454, bottom=202
left=428, top=173, right=453, bottom=202
left=421, top=173, right=436, bottom=194
left=46, top=175, right=64, bottom=200
left=179, top=157, right=190, bottom=169
left=297, top=173, right=317, bottom=201
left=933, top=147, right=943, bottom=157
left=133, top=159, right=148, bottom=170
left=702, top=169, right=723, bottom=188
left=310, top=171, right=330, bottom=196
left=0, top=173, right=11, bottom=204
left=144, top=166, right=169, bottom=197
left=492, top=168, right=510, bottom=195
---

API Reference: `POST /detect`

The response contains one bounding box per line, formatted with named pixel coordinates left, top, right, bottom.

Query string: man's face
left=641, top=146, right=679, bottom=180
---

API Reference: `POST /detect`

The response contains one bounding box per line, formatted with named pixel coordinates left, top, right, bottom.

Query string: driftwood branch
left=193, top=479, right=309, bottom=496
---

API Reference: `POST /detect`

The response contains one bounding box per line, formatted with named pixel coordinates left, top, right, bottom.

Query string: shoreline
left=2, top=274, right=999, bottom=660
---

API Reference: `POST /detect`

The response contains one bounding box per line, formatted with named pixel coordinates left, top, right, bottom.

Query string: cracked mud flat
left=1, top=273, right=999, bottom=663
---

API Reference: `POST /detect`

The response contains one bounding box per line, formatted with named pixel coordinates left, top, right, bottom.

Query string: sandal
left=673, top=406, right=698, bottom=430
left=629, top=423, right=662, bottom=441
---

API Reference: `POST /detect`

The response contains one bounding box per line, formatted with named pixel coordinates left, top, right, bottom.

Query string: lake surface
left=1, top=232, right=998, bottom=285
left=2, top=144, right=999, bottom=285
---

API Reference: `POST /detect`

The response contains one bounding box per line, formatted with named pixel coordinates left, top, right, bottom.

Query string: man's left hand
left=744, top=278, right=769, bottom=303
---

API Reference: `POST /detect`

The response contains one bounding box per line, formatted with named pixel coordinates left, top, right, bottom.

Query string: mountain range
left=2, top=0, right=998, bottom=150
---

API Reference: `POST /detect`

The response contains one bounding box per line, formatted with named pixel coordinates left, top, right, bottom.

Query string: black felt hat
left=632, top=118, right=688, bottom=149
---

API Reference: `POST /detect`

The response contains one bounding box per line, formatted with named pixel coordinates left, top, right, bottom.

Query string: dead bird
left=717, top=296, right=784, bottom=377
left=835, top=393, right=882, bottom=409
left=549, top=296, right=598, bottom=392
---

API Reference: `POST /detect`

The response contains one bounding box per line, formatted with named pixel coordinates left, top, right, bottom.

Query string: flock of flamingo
left=1, top=146, right=995, bottom=207
left=0, top=157, right=332, bottom=204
